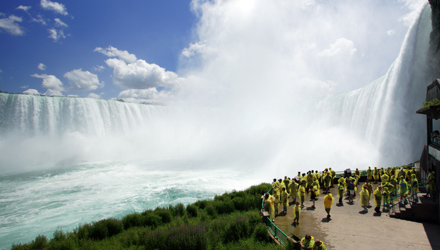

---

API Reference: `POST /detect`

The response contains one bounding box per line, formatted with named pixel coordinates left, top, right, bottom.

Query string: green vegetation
left=11, top=183, right=283, bottom=250
left=423, top=98, right=440, bottom=108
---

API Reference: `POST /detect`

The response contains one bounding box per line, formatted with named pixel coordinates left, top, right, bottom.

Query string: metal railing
left=261, top=190, right=289, bottom=246
left=385, top=180, right=426, bottom=214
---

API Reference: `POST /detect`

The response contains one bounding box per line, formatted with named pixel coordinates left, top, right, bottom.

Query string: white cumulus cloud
left=17, top=5, right=31, bottom=12
left=94, top=46, right=137, bottom=64
left=48, top=28, right=65, bottom=42
left=41, top=0, right=68, bottom=16
left=31, top=73, right=64, bottom=95
left=87, top=93, right=101, bottom=99
left=38, top=63, right=47, bottom=71
left=0, top=14, right=24, bottom=36
left=64, top=69, right=104, bottom=91
left=181, top=42, right=207, bottom=58
left=118, top=88, right=171, bottom=103
left=105, top=58, right=179, bottom=90
left=54, top=18, right=68, bottom=27
left=23, top=89, right=40, bottom=95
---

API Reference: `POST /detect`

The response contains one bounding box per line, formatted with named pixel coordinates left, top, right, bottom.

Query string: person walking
left=293, top=201, right=301, bottom=225
left=323, top=193, right=334, bottom=219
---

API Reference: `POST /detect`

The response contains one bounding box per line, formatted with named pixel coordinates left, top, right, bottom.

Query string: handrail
left=261, top=189, right=289, bottom=246
left=386, top=181, right=427, bottom=214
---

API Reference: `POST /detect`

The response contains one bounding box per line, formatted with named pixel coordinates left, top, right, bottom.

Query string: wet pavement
left=273, top=182, right=440, bottom=250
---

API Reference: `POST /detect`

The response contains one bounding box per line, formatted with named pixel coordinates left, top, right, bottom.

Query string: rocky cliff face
left=429, top=0, right=440, bottom=76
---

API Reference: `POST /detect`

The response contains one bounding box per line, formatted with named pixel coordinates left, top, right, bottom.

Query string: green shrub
left=167, top=224, right=208, bottom=250
left=29, top=235, right=48, bottom=250
left=122, top=213, right=143, bottom=229
left=143, top=227, right=169, bottom=250
left=74, top=223, right=92, bottom=240
left=253, top=223, right=271, bottom=243
left=47, top=230, right=76, bottom=250
left=232, top=197, right=246, bottom=211
left=89, top=219, right=123, bottom=240
left=194, top=199, right=208, bottom=209
left=223, top=215, right=251, bottom=243
left=213, top=200, right=234, bottom=214
left=173, top=203, right=186, bottom=217
left=205, top=204, right=217, bottom=217
left=246, top=183, right=271, bottom=196
left=186, top=204, right=198, bottom=218
left=154, top=208, right=172, bottom=224
left=142, top=212, right=162, bottom=228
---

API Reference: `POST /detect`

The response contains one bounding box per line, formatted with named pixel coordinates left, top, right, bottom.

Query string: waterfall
left=313, top=4, right=436, bottom=167
left=0, top=5, right=437, bottom=174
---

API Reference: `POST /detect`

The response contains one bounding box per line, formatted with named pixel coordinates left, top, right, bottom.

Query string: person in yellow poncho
left=337, top=182, right=345, bottom=205
left=381, top=172, right=389, bottom=186
left=410, top=174, right=419, bottom=202
left=382, top=182, right=394, bottom=210
left=299, top=184, right=306, bottom=208
left=359, top=187, right=369, bottom=212
left=366, top=166, right=372, bottom=182
left=289, top=179, right=299, bottom=204
left=373, top=166, right=380, bottom=183
left=373, top=186, right=382, bottom=214
left=427, top=170, right=436, bottom=199
left=329, top=168, right=336, bottom=187
left=363, top=181, right=373, bottom=206
left=323, top=193, right=334, bottom=219
left=262, top=192, right=276, bottom=222
left=281, top=187, right=289, bottom=214
left=323, top=172, right=332, bottom=194
left=301, top=234, right=315, bottom=250
left=313, top=240, right=327, bottom=250
left=293, top=201, right=301, bottom=225
left=399, top=176, right=409, bottom=205
left=272, top=186, right=280, bottom=215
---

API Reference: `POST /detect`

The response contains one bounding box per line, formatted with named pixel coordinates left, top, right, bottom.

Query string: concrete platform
left=273, top=182, right=440, bottom=250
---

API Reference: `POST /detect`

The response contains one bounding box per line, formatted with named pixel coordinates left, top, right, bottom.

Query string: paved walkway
left=273, top=182, right=440, bottom=250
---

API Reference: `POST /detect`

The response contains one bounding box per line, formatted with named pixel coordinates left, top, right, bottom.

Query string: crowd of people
left=261, top=165, right=437, bottom=249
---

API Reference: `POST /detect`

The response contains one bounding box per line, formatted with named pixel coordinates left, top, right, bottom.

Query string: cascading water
left=0, top=3, right=438, bottom=250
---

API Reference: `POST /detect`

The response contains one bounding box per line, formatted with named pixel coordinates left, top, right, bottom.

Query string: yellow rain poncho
left=381, top=173, right=389, bottom=186
left=301, top=235, right=315, bottom=249
left=360, top=188, right=369, bottom=207
left=411, top=174, right=419, bottom=193
left=366, top=166, right=372, bottom=181
left=289, top=181, right=299, bottom=199
left=313, top=180, right=320, bottom=196
left=324, top=194, right=334, bottom=209
left=373, top=167, right=380, bottom=181
left=273, top=188, right=281, bottom=212
left=264, top=194, right=276, bottom=221
left=299, top=185, right=306, bottom=203
left=337, top=183, right=345, bottom=199
left=399, top=178, right=409, bottom=197
left=313, top=241, right=328, bottom=250
left=281, top=189, right=289, bottom=208
left=293, top=204, right=301, bottom=221
left=373, top=187, right=382, bottom=208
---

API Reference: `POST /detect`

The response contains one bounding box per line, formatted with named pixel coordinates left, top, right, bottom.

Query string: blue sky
left=0, top=0, right=195, bottom=99
left=0, top=0, right=428, bottom=104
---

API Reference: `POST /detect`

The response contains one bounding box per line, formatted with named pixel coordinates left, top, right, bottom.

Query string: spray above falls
left=0, top=3, right=438, bottom=176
